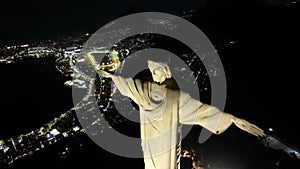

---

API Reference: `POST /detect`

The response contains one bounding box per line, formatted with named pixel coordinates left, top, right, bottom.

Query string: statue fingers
left=250, top=124, right=264, bottom=133
left=97, top=70, right=112, bottom=78
left=249, top=126, right=266, bottom=137
left=248, top=131, right=260, bottom=137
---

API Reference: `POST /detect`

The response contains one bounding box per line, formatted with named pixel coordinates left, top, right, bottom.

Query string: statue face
left=148, top=60, right=171, bottom=84
left=150, top=68, right=167, bottom=84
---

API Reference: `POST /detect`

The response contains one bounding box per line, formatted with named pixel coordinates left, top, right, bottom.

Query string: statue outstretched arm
left=85, top=52, right=142, bottom=104
left=178, top=92, right=265, bottom=137
left=84, top=52, right=115, bottom=78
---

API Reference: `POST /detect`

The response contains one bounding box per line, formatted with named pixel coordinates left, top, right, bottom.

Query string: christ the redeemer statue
left=85, top=54, right=265, bottom=169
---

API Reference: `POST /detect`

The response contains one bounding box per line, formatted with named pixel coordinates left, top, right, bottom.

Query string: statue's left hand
left=96, top=69, right=113, bottom=78
left=233, top=118, right=266, bottom=137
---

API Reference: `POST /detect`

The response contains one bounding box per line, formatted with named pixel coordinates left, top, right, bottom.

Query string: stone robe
left=111, top=75, right=233, bottom=169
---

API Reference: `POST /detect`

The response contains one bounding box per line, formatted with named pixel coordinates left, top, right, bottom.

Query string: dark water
left=0, top=57, right=73, bottom=138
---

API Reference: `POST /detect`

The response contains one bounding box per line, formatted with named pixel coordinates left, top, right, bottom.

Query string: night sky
left=0, top=0, right=207, bottom=45
left=0, top=0, right=296, bottom=45
left=1, top=0, right=300, bottom=168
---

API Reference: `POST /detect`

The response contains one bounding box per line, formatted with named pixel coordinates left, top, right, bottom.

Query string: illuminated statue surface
left=86, top=55, right=265, bottom=169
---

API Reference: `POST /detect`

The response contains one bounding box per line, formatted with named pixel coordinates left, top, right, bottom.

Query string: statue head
left=148, top=60, right=171, bottom=84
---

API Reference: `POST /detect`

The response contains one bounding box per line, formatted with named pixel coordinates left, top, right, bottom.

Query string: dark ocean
left=0, top=57, right=73, bottom=138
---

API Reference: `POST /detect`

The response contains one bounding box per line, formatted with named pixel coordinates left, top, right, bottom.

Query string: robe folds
left=111, top=75, right=233, bottom=169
